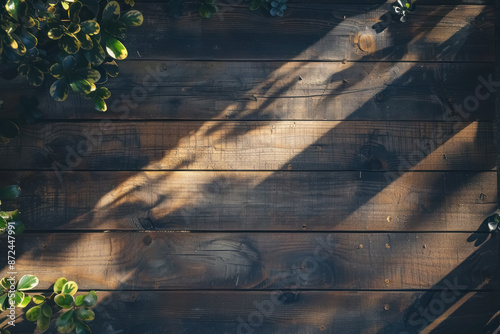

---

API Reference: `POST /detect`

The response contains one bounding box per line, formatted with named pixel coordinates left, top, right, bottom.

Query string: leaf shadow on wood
left=378, top=232, right=499, bottom=334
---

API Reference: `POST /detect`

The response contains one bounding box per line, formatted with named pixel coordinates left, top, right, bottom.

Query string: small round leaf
left=105, top=36, right=128, bottom=60
left=54, top=277, right=68, bottom=293
left=76, top=308, right=95, bottom=321
left=26, top=305, right=42, bottom=321
left=62, top=281, right=78, bottom=296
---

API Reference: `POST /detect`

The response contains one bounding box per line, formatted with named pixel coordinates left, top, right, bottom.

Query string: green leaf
left=17, top=275, right=39, bottom=291
left=0, top=217, right=7, bottom=231
left=0, top=120, right=19, bottom=139
left=73, top=68, right=101, bottom=83
left=62, top=55, right=76, bottom=72
left=20, top=28, right=36, bottom=48
left=92, top=97, right=106, bottom=112
left=50, top=63, right=65, bottom=79
left=76, top=308, right=95, bottom=321
left=67, top=22, right=81, bottom=34
left=56, top=310, right=76, bottom=333
left=5, top=0, right=25, bottom=21
left=70, top=78, right=96, bottom=94
left=4, top=209, right=20, bottom=221
left=76, top=31, right=93, bottom=50
left=74, top=294, right=85, bottom=306
left=0, top=329, right=11, bottom=334
left=102, top=60, right=119, bottom=77
left=54, top=294, right=73, bottom=309
left=82, top=290, right=98, bottom=307
left=37, top=314, right=50, bottom=331
left=0, top=293, right=8, bottom=311
left=48, top=27, right=64, bottom=40
left=199, top=3, right=217, bottom=18
left=59, top=35, right=81, bottom=54
left=27, top=66, right=44, bottom=86
left=42, top=303, right=53, bottom=317
left=104, top=20, right=127, bottom=39
left=1, top=19, right=17, bottom=33
left=18, top=63, right=29, bottom=76
left=18, top=294, right=31, bottom=307
left=61, top=281, right=78, bottom=296
left=13, top=290, right=24, bottom=306
left=56, top=309, right=74, bottom=326
left=54, top=277, right=68, bottom=293
left=120, top=10, right=143, bottom=26
left=19, top=29, right=37, bottom=50
left=33, top=294, right=45, bottom=304
left=96, top=87, right=111, bottom=99
left=49, top=79, right=69, bottom=101
left=84, top=38, right=106, bottom=66
left=81, top=20, right=100, bottom=35
left=50, top=79, right=69, bottom=101
left=102, top=1, right=121, bottom=22
left=26, top=305, right=42, bottom=321
left=0, top=185, right=20, bottom=199
left=1, top=278, right=10, bottom=290
left=249, top=0, right=261, bottom=10
left=105, top=36, right=128, bottom=60
left=11, top=221, right=24, bottom=235
left=75, top=321, right=91, bottom=334
left=11, top=34, right=26, bottom=55
left=69, top=1, right=83, bottom=23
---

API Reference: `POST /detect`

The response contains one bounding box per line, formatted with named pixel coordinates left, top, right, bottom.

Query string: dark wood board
left=0, top=121, right=495, bottom=171
left=1, top=232, right=497, bottom=290
left=2, top=290, right=499, bottom=334
left=0, top=62, right=495, bottom=121
left=1, top=171, right=495, bottom=232
left=120, top=4, right=493, bottom=61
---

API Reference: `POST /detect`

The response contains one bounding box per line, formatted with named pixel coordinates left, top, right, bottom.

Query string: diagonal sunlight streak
left=52, top=3, right=481, bottom=230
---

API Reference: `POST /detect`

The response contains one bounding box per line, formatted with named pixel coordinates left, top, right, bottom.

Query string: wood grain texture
left=0, top=121, right=495, bottom=171
left=0, top=61, right=495, bottom=121
left=2, top=171, right=495, bottom=231
left=2, top=232, right=497, bottom=290
left=2, top=290, right=499, bottom=334
left=121, top=3, right=493, bottom=61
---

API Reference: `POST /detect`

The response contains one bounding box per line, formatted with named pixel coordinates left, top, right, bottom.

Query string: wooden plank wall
left=0, top=0, right=499, bottom=333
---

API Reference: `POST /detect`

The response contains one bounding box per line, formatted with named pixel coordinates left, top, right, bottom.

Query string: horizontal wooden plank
left=2, top=290, right=498, bottom=333
left=122, top=4, right=493, bottom=61
left=0, top=121, right=495, bottom=171
left=138, top=0, right=493, bottom=4
left=3, top=171, right=495, bottom=231
left=0, top=62, right=495, bottom=121
left=2, top=232, right=497, bottom=290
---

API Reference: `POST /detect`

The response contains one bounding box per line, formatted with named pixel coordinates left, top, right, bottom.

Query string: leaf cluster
left=249, top=0, right=287, bottom=17
left=0, top=0, right=143, bottom=111
left=391, top=0, right=415, bottom=23
left=26, top=278, right=98, bottom=333
left=0, top=184, right=24, bottom=234
left=0, top=274, right=38, bottom=310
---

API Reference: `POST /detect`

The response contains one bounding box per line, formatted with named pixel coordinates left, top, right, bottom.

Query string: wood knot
left=355, top=33, right=376, bottom=53
left=143, top=235, right=152, bottom=246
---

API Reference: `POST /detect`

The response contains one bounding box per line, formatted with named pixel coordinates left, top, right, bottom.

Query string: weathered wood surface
left=0, top=62, right=495, bottom=121
left=1, top=232, right=496, bottom=290
left=0, top=1, right=497, bottom=332
left=122, top=4, right=493, bottom=61
left=1, top=171, right=495, bottom=231
left=2, top=290, right=499, bottom=334
left=0, top=121, right=495, bottom=171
